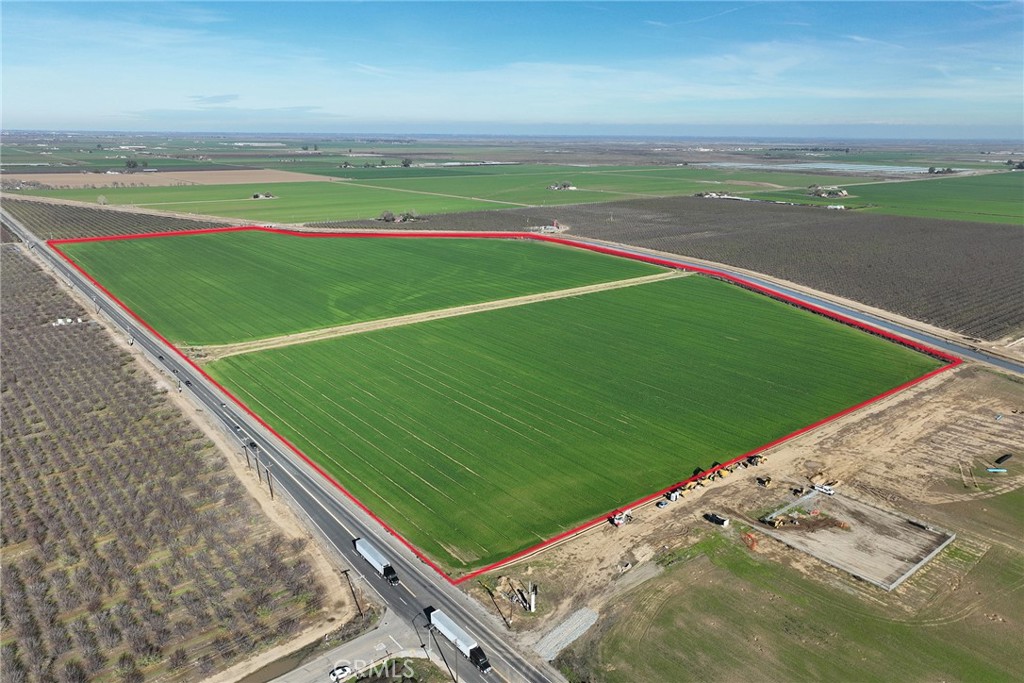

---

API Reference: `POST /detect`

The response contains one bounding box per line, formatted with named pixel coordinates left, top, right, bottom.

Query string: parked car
left=329, top=665, right=352, bottom=682
left=813, top=484, right=835, bottom=496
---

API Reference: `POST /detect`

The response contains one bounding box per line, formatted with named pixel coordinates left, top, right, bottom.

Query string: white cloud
left=189, top=94, right=241, bottom=106
left=845, top=34, right=906, bottom=50
left=2, top=4, right=1020, bottom=133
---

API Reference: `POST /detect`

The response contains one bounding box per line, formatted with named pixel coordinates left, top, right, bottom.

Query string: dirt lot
left=2, top=168, right=334, bottom=188
left=476, top=363, right=1023, bottom=657
left=759, top=491, right=954, bottom=590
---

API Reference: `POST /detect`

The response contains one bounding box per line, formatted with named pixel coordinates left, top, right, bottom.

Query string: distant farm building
left=809, top=185, right=849, bottom=198
left=695, top=192, right=751, bottom=201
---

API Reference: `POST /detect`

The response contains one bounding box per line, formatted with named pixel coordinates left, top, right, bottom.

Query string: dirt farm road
left=199, top=270, right=687, bottom=362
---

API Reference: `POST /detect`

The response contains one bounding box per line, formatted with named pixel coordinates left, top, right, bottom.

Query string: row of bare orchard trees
left=1, top=246, right=325, bottom=682
left=1, top=198, right=232, bottom=241
left=321, top=195, right=1023, bottom=342
left=1, top=222, right=22, bottom=243
left=6, top=180, right=1021, bottom=340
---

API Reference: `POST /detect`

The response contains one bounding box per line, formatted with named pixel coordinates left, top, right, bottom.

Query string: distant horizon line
left=3, top=128, right=1022, bottom=146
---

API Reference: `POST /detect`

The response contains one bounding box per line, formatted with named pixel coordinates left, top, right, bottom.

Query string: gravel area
left=533, top=607, right=599, bottom=661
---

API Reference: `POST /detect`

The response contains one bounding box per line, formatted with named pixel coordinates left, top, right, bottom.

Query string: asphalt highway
left=3, top=213, right=559, bottom=683
left=5, top=211, right=1019, bottom=683
left=567, top=237, right=1023, bottom=376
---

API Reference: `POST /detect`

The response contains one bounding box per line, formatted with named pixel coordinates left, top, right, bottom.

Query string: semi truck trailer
left=427, top=607, right=492, bottom=674
left=353, top=538, right=399, bottom=586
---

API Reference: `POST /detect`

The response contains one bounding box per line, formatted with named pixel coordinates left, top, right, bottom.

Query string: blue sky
left=2, top=1, right=1022, bottom=139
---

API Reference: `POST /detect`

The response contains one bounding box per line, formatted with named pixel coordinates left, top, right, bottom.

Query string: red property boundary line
left=48, top=225, right=962, bottom=585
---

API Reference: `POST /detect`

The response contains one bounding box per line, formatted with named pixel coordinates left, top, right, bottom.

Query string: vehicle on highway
left=328, top=665, right=352, bottom=681
left=427, top=607, right=493, bottom=673
left=354, top=538, right=400, bottom=585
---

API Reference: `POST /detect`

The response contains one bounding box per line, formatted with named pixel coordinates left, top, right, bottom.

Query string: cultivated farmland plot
left=0, top=245, right=328, bottom=682
left=329, top=195, right=1023, bottom=341
left=1, top=197, right=233, bottom=240
left=6, top=163, right=875, bottom=224
left=746, top=171, right=1024, bottom=223
left=57, top=230, right=662, bottom=345
left=53, top=230, right=947, bottom=575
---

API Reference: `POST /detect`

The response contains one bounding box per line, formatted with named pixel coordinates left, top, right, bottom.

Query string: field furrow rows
left=205, top=270, right=682, bottom=360
left=255, top=354, right=469, bottom=503
left=58, top=229, right=945, bottom=570
left=225, top=369, right=448, bottom=539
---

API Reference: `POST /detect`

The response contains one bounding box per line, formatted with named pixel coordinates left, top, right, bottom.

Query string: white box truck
left=353, top=538, right=399, bottom=586
left=427, top=608, right=492, bottom=674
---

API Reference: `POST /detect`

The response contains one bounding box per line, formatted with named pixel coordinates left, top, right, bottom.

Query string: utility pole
left=413, top=613, right=432, bottom=658
left=341, top=570, right=362, bottom=617
left=265, top=465, right=274, bottom=499
left=431, top=627, right=457, bottom=683
left=254, top=446, right=263, bottom=484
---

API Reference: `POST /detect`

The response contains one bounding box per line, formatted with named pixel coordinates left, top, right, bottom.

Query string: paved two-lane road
left=2, top=212, right=560, bottom=683
left=7, top=211, right=1019, bottom=683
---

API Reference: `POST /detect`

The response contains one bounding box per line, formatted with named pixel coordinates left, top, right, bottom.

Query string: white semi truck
left=353, top=538, right=399, bottom=586
left=427, top=608, right=493, bottom=674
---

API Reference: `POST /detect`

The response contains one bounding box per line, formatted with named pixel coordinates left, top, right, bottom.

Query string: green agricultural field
left=57, top=230, right=663, bottom=345
left=352, top=166, right=867, bottom=205
left=22, top=181, right=508, bottom=222
left=559, top=528, right=1022, bottom=683
left=748, top=172, right=1024, bottom=224
left=849, top=172, right=1024, bottom=222
left=13, top=163, right=871, bottom=223
left=744, top=147, right=1001, bottom=170
left=206, top=275, right=942, bottom=570
left=262, top=164, right=537, bottom=180
left=0, top=146, right=234, bottom=173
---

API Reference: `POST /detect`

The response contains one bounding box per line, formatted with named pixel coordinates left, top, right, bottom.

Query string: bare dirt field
left=476, top=363, right=1023, bottom=660
left=2, top=168, right=334, bottom=189
left=759, top=491, right=954, bottom=590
